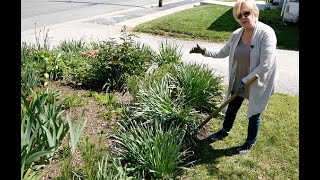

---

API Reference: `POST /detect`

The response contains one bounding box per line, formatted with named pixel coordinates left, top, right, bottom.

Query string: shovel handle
left=197, top=74, right=259, bottom=129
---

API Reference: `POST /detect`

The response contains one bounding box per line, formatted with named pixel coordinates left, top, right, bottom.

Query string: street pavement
left=21, top=0, right=299, bottom=96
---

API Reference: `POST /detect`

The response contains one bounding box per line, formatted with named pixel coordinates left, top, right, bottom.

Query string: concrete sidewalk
left=21, top=0, right=299, bottom=96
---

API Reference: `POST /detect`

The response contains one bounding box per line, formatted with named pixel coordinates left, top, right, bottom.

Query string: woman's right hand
left=190, top=44, right=206, bottom=54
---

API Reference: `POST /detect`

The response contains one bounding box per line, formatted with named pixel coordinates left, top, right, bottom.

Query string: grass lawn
left=133, top=5, right=299, bottom=50
left=186, top=93, right=299, bottom=179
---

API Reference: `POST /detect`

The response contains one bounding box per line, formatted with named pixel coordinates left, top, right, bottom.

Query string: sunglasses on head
left=237, top=11, right=251, bottom=19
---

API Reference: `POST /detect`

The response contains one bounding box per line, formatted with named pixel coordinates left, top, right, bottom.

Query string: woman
left=190, top=0, right=277, bottom=154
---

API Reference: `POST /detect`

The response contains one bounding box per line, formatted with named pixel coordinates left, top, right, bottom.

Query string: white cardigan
left=203, top=21, right=278, bottom=118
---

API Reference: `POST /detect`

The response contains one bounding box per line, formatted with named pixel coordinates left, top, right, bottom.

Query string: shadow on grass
left=191, top=137, right=239, bottom=162
left=207, top=8, right=240, bottom=32
left=188, top=138, right=241, bottom=177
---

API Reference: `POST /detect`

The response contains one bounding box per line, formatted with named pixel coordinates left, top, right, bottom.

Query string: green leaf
left=42, top=126, right=55, bottom=149
left=68, top=117, right=86, bottom=154
left=25, top=148, right=54, bottom=167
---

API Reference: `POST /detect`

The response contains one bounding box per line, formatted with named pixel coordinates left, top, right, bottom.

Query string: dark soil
left=40, top=81, right=132, bottom=179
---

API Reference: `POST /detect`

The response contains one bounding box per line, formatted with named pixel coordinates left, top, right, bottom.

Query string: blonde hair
left=233, top=0, right=259, bottom=22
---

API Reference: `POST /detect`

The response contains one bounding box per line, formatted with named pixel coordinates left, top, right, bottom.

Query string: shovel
left=196, top=74, right=259, bottom=131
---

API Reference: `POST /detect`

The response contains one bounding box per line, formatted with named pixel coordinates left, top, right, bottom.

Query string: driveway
left=21, top=2, right=299, bottom=96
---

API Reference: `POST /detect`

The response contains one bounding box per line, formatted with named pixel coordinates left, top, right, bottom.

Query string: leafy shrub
left=129, top=63, right=223, bottom=113
left=133, top=74, right=199, bottom=127
left=60, top=53, right=93, bottom=86
left=128, top=73, right=201, bottom=147
left=55, top=39, right=95, bottom=86
left=154, top=41, right=182, bottom=67
left=112, top=120, right=193, bottom=179
left=57, top=39, right=89, bottom=53
left=86, top=27, right=155, bottom=92
left=138, top=40, right=181, bottom=78
left=21, top=42, right=37, bottom=67
left=125, top=63, right=177, bottom=100
left=22, top=27, right=156, bottom=91
left=21, top=67, right=41, bottom=96
left=21, top=47, right=64, bottom=81
left=21, top=43, right=44, bottom=77
left=172, top=63, right=223, bottom=113
left=125, top=63, right=223, bottom=147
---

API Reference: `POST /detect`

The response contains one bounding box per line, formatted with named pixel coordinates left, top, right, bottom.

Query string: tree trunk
left=159, top=0, right=163, bottom=7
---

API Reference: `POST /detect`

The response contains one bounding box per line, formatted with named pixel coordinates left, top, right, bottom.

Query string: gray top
left=232, top=39, right=250, bottom=99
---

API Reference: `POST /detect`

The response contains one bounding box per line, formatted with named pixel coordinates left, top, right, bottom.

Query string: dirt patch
left=39, top=81, right=131, bottom=179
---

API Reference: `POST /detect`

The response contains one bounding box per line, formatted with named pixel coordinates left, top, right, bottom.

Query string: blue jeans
left=222, top=94, right=261, bottom=145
